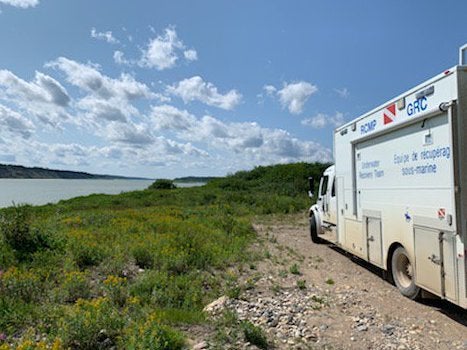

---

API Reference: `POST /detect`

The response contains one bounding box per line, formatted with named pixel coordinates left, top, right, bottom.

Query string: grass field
left=0, top=162, right=327, bottom=349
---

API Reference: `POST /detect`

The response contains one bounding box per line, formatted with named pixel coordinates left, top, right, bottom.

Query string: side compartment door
left=414, top=218, right=457, bottom=300
left=364, top=211, right=383, bottom=267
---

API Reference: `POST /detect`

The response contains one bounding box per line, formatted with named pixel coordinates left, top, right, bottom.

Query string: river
left=0, top=179, right=204, bottom=208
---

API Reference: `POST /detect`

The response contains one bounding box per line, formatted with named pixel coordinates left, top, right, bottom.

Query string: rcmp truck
left=309, top=44, right=467, bottom=308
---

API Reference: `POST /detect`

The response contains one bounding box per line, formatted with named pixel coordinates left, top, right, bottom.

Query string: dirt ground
left=253, top=213, right=466, bottom=349
left=193, top=213, right=467, bottom=349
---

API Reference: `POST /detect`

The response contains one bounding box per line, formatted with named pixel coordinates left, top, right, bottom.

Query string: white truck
left=309, top=44, right=467, bottom=309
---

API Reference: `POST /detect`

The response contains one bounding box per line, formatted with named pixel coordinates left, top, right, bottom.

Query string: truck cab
left=309, top=165, right=337, bottom=243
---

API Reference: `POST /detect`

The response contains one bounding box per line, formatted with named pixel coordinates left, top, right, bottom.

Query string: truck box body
left=324, top=66, right=467, bottom=308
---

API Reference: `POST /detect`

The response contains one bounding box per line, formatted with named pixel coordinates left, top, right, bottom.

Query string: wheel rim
left=394, top=252, right=413, bottom=288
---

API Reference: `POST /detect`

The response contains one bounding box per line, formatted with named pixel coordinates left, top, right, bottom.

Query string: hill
left=173, top=176, right=221, bottom=183
left=0, top=163, right=148, bottom=179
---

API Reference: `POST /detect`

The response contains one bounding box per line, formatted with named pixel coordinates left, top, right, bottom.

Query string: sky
left=0, top=1, right=466, bottom=178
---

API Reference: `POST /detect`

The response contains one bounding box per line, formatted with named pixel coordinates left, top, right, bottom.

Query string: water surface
left=0, top=179, right=154, bottom=208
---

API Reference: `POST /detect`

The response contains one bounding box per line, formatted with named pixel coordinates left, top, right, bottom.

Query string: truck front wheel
left=310, top=213, right=323, bottom=244
left=391, top=246, right=420, bottom=299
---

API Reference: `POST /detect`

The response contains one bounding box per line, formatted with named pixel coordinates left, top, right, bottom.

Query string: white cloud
left=0, top=69, right=70, bottom=126
left=148, top=104, right=332, bottom=166
left=301, top=112, right=344, bottom=129
left=47, top=57, right=166, bottom=128
left=47, top=57, right=154, bottom=101
left=334, top=87, right=349, bottom=98
left=138, top=27, right=197, bottom=70
left=168, top=76, right=242, bottom=110
left=113, top=50, right=129, bottom=65
left=0, top=104, right=34, bottom=138
left=91, top=28, right=119, bottom=44
left=151, top=104, right=197, bottom=131
left=0, top=0, right=38, bottom=8
left=77, top=96, right=138, bottom=123
left=183, top=49, right=198, bottom=61
left=106, top=122, right=154, bottom=147
left=263, top=85, right=277, bottom=96
left=277, top=81, right=318, bottom=114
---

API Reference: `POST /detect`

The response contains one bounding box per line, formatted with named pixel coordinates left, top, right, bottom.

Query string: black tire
left=391, top=246, right=420, bottom=300
left=310, top=213, right=323, bottom=244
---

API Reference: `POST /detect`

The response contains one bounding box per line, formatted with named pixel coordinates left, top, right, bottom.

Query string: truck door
left=319, top=173, right=337, bottom=226
left=325, top=177, right=337, bottom=225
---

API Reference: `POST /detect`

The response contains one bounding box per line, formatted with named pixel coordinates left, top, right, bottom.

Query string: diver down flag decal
left=383, top=104, right=396, bottom=125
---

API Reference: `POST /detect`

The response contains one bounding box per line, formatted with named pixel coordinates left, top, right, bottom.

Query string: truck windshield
left=320, top=175, right=329, bottom=196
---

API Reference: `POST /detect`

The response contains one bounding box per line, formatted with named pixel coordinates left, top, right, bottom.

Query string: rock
left=193, top=341, right=208, bottom=350
left=203, top=296, right=228, bottom=314
left=382, top=324, right=395, bottom=335
left=357, top=325, right=368, bottom=332
left=269, top=317, right=279, bottom=327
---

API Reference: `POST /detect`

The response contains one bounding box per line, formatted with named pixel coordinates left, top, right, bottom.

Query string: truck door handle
left=428, top=254, right=441, bottom=265
left=367, top=236, right=375, bottom=242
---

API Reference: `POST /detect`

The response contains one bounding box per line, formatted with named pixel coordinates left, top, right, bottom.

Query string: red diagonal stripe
left=384, top=113, right=392, bottom=125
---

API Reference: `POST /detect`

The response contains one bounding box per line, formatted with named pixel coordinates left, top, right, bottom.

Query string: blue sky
left=0, top=0, right=466, bottom=178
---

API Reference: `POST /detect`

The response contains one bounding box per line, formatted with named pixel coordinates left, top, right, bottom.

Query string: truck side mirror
left=308, top=176, right=314, bottom=198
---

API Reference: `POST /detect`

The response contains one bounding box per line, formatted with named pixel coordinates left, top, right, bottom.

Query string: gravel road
left=198, top=213, right=467, bottom=349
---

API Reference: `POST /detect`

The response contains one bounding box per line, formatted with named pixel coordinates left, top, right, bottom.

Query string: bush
left=59, top=297, right=125, bottom=350
left=130, top=271, right=204, bottom=309
left=121, top=314, right=185, bottom=350
left=61, top=271, right=91, bottom=302
left=241, top=321, right=269, bottom=349
left=0, top=205, right=51, bottom=260
left=149, top=179, right=176, bottom=190
left=132, top=246, right=154, bottom=269
left=103, top=275, right=128, bottom=307
left=0, top=267, right=42, bottom=303
left=72, top=241, right=106, bottom=270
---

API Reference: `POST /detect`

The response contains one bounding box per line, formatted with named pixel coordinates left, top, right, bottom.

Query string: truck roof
left=335, top=65, right=467, bottom=134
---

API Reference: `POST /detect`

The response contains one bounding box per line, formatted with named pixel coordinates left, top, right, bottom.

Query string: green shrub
left=130, top=271, right=204, bottom=309
left=241, top=320, right=269, bottom=349
left=132, top=245, right=154, bottom=269
left=72, top=241, right=106, bottom=269
left=0, top=267, right=42, bottom=303
left=103, top=275, right=128, bottom=307
left=0, top=205, right=51, bottom=260
left=59, top=297, right=125, bottom=350
left=61, top=271, right=91, bottom=302
left=289, top=263, right=301, bottom=275
left=296, top=279, right=306, bottom=290
left=122, top=314, right=185, bottom=349
left=0, top=296, right=37, bottom=333
left=149, top=179, right=176, bottom=190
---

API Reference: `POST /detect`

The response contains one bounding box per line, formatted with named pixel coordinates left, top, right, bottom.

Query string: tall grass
left=0, top=162, right=327, bottom=348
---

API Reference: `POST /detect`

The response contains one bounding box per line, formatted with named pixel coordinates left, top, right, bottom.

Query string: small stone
left=382, top=324, right=395, bottom=335
left=269, top=318, right=279, bottom=327
left=357, top=325, right=368, bottom=332
left=193, top=341, right=208, bottom=350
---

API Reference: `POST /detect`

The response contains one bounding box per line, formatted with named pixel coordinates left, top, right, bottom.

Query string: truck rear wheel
left=310, top=213, right=323, bottom=244
left=391, top=246, right=420, bottom=300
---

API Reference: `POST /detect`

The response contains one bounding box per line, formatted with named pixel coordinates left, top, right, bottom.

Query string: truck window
left=320, top=175, right=329, bottom=196
left=331, top=178, right=335, bottom=197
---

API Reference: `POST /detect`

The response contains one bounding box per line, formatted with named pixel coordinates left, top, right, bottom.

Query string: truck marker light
left=416, top=86, right=434, bottom=100
left=397, top=97, right=405, bottom=110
